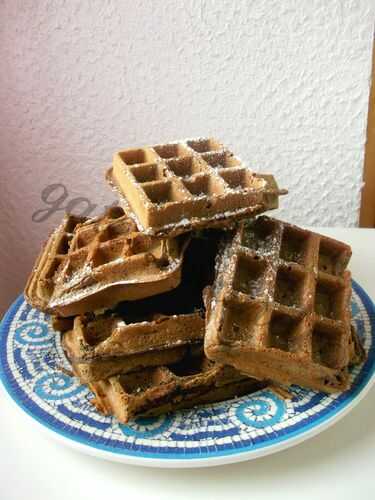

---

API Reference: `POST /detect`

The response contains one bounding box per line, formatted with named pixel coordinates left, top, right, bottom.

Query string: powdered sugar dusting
left=107, top=138, right=285, bottom=237
left=49, top=257, right=182, bottom=308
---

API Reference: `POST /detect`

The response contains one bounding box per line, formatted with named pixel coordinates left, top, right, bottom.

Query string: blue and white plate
left=1, top=281, right=374, bottom=468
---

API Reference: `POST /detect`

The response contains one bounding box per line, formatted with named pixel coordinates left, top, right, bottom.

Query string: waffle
left=25, top=207, right=188, bottom=317
left=349, top=324, right=366, bottom=366
left=89, top=351, right=266, bottom=422
left=107, top=137, right=287, bottom=237
left=62, top=229, right=221, bottom=381
left=204, top=216, right=360, bottom=393
left=51, top=315, right=74, bottom=333
left=63, top=312, right=204, bottom=382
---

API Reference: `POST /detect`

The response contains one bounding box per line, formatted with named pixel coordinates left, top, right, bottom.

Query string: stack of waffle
left=25, top=138, right=364, bottom=423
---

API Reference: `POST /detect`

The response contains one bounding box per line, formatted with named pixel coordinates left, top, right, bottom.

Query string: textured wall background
left=0, top=0, right=374, bottom=313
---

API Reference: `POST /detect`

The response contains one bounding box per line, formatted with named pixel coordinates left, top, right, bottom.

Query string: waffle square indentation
left=201, top=151, right=241, bottom=169
left=56, top=235, right=71, bottom=255
left=153, top=143, right=191, bottom=159
left=314, top=280, right=344, bottom=320
left=232, top=254, right=268, bottom=299
left=106, top=220, right=135, bottom=240
left=312, top=323, right=344, bottom=368
left=183, top=175, right=224, bottom=197
left=92, top=241, right=124, bottom=267
left=74, top=229, right=98, bottom=249
left=64, top=252, right=89, bottom=279
left=130, top=164, right=162, bottom=183
left=221, top=300, right=265, bottom=346
left=186, top=138, right=223, bottom=153
left=280, top=226, right=309, bottom=264
left=268, top=311, right=303, bottom=353
left=274, top=267, right=306, bottom=308
left=219, top=168, right=251, bottom=190
left=142, top=181, right=187, bottom=205
left=166, top=157, right=206, bottom=178
left=318, top=239, right=351, bottom=276
left=241, top=218, right=278, bottom=254
left=118, top=148, right=157, bottom=165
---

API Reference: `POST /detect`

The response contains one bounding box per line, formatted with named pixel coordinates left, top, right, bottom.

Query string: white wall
left=0, top=0, right=374, bottom=313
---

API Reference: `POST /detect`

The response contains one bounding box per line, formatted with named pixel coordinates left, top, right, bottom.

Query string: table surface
left=1, top=227, right=374, bottom=500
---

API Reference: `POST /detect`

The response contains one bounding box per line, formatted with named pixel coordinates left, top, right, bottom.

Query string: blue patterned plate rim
left=0, top=280, right=374, bottom=468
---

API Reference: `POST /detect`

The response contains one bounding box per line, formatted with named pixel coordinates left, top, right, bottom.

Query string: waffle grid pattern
left=54, top=207, right=158, bottom=295
left=111, top=138, right=281, bottom=234
left=30, top=215, right=83, bottom=307
left=206, top=217, right=353, bottom=391
left=26, top=207, right=184, bottom=316
left=90, top=355, right=263, bottom=422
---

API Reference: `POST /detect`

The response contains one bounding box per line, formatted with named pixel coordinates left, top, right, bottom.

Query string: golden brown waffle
left=107, top=137, right=287, bottom=237
left=63, top=312, right=204, bottom=382
left=25, top=207, right=188, bottom=317
left=205, top=216, right=358, bottom=393
left=89, top=351, right=266, bottom=422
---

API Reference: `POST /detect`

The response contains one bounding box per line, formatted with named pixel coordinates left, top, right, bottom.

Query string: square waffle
left=204, top=216, right=360, bottom=393
left=25, top=206, right=188, bottom=317
left=62, top=228, right=222, bottom=382
left=107, top=137, right=286, bottom=237
left=63, top=312, right=205, bottom=382
left=89, top=350, right=266, bottom=422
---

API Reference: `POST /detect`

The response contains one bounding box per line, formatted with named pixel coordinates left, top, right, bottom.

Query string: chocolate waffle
left=205, top=216, right=360, bottom=393
left=89, top=351, right=266, bottom=422
left=62, top=229, right=221, bottom=382
left=107, top=137, right=287, bottom=237
left=25, top=207, right=188, bottom=317
left=51, top=315, right=74, bottom=333
left=63, top=312, right=204, bottom=382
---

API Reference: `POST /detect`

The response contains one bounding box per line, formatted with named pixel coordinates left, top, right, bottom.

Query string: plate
left=1, top=281, right=374, bottom=468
